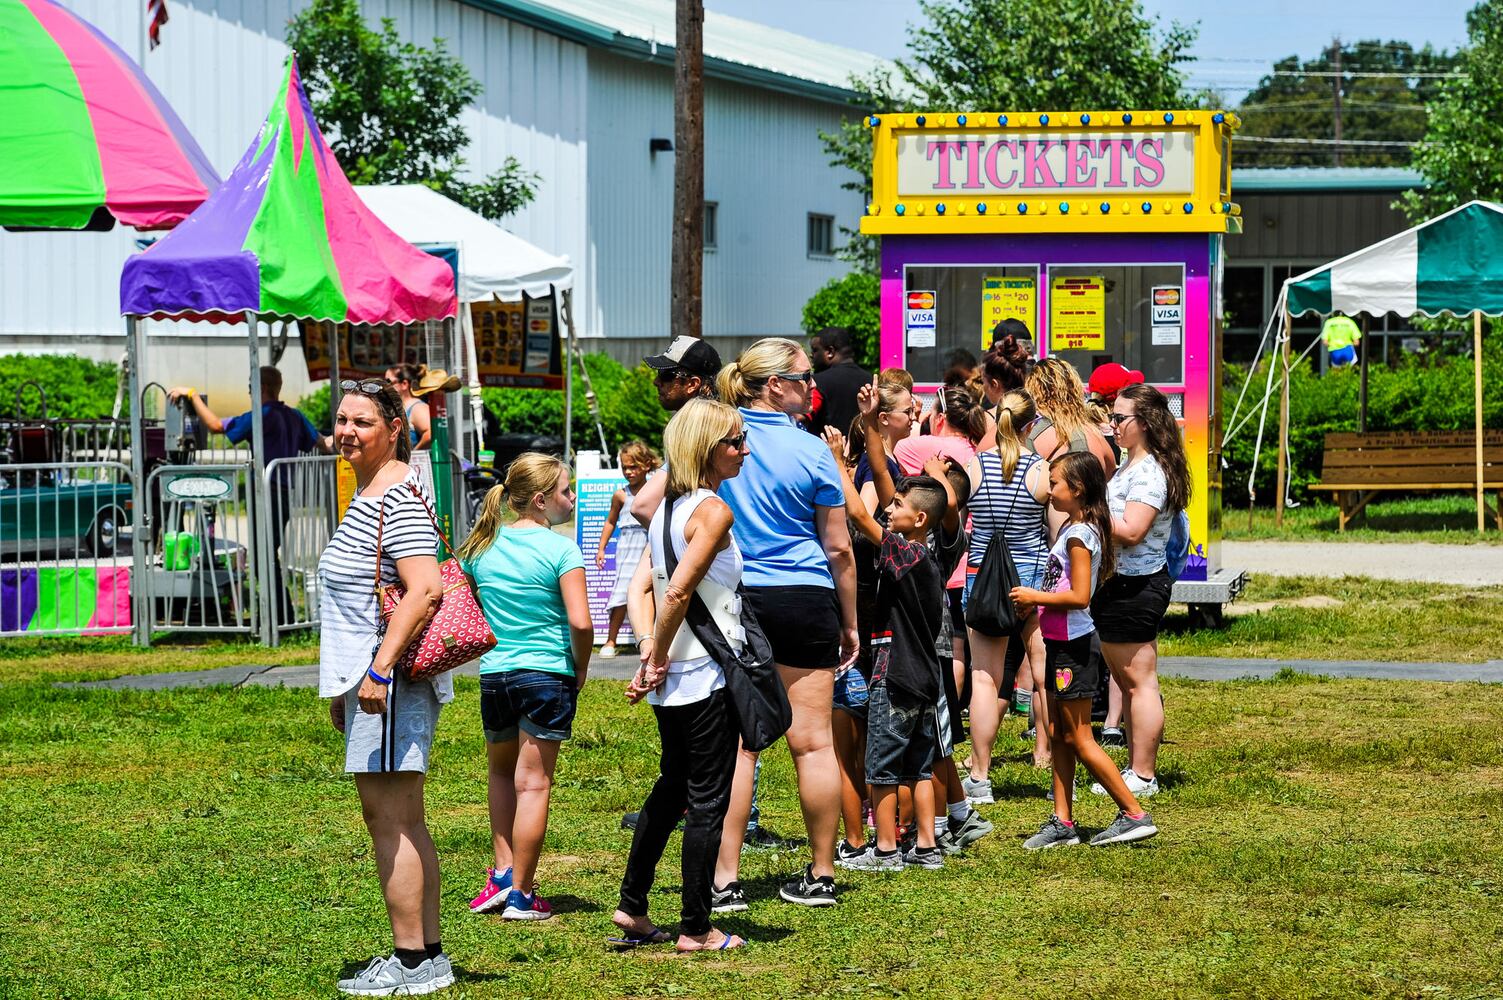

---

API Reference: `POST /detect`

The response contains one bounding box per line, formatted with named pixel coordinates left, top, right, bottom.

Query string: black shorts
left=865, top=680, right=938, bottom=784
left=1045, top=633, right=1102, bottom=702
left=1091, top=567, right=1174, bottom=643
left=746, top=585, right=842, bottom=669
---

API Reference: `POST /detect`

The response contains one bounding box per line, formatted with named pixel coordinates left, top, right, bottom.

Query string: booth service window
left=703, top=202, right=718, bottom=250
left=807, top=213, right=834, bottom=258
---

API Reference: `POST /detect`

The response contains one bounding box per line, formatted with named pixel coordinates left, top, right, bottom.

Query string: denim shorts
left=833, top=665, right=869, bottom=719
left=480, top=669, right=578, bottom=742
left=963, top=559, right=1045, bottom=611
left=864, top=679, right=937, bottom=785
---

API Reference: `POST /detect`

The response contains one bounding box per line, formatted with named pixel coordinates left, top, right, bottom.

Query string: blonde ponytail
left=717, top=337, right=804, bottom=408
left=456, top=452, right=568, bottom=561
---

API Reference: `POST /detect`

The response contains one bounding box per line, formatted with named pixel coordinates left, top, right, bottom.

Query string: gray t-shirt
left=1108, top=454, right=1173, bottom=576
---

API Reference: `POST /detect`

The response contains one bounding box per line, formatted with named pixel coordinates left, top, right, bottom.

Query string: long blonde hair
left=1026, top=357, right=1093, bottom=448
left=456, top=452, right=568, bottom=561
left=993, top=390, right=1037, bottom=481
left=664, top=398, right=740, bottom=497
left=717, top=337, right=804, bottom=408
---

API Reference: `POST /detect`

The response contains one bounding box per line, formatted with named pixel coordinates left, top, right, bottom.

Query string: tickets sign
left=983, top=275, right=1035, bottom=349
left=1049, top=276, right=1106, bottom=350
left=897, top=131, right=1196, bottom=196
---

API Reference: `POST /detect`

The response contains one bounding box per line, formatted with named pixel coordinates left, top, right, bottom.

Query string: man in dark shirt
left=807, top=326, right=871, bottom=437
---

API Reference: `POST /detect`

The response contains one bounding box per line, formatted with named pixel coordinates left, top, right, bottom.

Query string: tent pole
left=1358, top=314, right=1369, bottom=434
left=126, top=315, right=149, bottom=647
left=1475, top=310, right=1485, bottom=535
left=247, top=311, right=273, bottom=645
left=1275, top=304, right=1292, bottom=529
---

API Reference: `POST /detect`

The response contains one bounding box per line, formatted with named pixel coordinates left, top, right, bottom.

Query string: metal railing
left=143, top=463, right=257, bottom=636
left=264, top=454, right=339, bottom=639
left=0, top=460, right=135, bottom=638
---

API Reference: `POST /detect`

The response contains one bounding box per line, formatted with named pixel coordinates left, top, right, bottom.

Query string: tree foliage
left=802, top=272, right=881, bottom=370
left=1402, top=3, right=1503, bottom=220
left=821, top=0, right=1198, bottom=271
left=1234, top=40, right=1458, bottom=169
left=286, top=0, right=539, bottom=220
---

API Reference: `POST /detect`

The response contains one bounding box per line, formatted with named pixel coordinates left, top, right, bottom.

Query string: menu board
left=300, top=321, right=423, bottom=381
left=1049, top=275, right=1106, bottom=350
left=472, top=295, right=564, bottom=389
left=982, top=275, right=1036, bottom=349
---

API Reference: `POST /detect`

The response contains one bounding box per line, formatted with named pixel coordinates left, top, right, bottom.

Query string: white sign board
left=896, top=131, right=1196, bottom=197
left=1150, top=285, right=1184, bottom=327
left=906, top=289, right=937, bottom=348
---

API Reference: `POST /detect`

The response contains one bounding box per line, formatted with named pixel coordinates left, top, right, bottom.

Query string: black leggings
left=618, top=687, right=737, bottom=935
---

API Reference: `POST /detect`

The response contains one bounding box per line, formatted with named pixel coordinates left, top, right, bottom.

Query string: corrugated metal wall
left=585, top=50, right=861, bottom=342
left=1229, top=192, right=1410, bottom=261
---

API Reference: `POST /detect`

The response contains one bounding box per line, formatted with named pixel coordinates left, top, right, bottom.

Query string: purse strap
left=372, top=480, right=454, bottom=595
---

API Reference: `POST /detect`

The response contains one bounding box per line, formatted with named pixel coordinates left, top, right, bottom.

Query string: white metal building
left=0, top=0, right=881, bottom=409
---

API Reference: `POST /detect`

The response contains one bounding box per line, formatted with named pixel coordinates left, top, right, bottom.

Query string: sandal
left=676, top=932, right=746, bottom=954
left=608, top=927, right=672, bottom=949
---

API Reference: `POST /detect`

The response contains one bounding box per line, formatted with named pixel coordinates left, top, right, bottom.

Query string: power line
left=1237, top=135, right=1423, bottom=147
left=1240, top=101, right=1429, bottom=112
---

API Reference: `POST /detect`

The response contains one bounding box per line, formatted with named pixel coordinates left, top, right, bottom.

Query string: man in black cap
left=807, top=326, right=870, bottom=436
left=642, top=334, right=722, bottom=411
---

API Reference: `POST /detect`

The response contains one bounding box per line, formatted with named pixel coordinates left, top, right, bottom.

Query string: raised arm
left=822, top=427, right=881, bottom=545
left=167, top=387, right=225, bottom=435
left=923, top=456, right=960, bottom=534
left=859, top=378, right=898, bottom=511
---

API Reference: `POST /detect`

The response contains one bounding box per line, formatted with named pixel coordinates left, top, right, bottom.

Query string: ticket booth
left=861, top=109, right=1246, bottom=620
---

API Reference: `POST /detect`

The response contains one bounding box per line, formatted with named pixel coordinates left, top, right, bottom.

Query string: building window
left=704, top=201, right=718, bottom=251
left=807, top=213, right=834, bottom=257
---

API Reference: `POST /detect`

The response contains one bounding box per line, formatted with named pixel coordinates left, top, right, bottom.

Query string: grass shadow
left=549, top=893, right=606, bottom=915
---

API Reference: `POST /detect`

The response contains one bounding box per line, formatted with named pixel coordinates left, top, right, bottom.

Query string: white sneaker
left=961, top=775, right=994, bottom=805
left=337, top=954, right=443, bottom=995
left=1090, top=768, right=1159, bottom=798
left=600, top=643, right=619, bottom=658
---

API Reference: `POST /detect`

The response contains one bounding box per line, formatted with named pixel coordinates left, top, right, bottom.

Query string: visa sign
left=896, top=131, right=1195, bottom=196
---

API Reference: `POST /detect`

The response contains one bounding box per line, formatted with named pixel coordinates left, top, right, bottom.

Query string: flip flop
left=676, top=933, right=746, bottom=954
left=607, top=927, right=672, bottom=949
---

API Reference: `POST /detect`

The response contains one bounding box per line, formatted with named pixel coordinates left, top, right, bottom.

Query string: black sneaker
left=743, top=824, right=793, bottom=853
left=619, top=811, right=639, bottom=831
left=835, top=838, right=869, bottom=867
left=1099, top=727, right=1127, bottom=748
left=1021, top=727, right=1036, bottom=742
left=710, top=881, right=748, bottom=913
left=778, top=865, right=837, bottom=907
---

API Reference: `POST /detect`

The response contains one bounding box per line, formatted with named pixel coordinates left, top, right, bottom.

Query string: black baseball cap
left=643, top=335, right=722, bottom=382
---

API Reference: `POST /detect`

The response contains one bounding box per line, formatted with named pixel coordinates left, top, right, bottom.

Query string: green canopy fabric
left=1285, top=201, right=1503, bottom=317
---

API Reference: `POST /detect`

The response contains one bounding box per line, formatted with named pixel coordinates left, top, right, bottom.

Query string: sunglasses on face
left=774, top=370, right=813, bottom=383
left=720, top=432, right=748, bottom=449
left=653, top=368, right=688, bottom=384
left=1109, top=412, right=1135, bottom=426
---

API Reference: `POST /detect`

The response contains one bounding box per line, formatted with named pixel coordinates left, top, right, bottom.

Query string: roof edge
left=459, top=0, right=866, bottom=106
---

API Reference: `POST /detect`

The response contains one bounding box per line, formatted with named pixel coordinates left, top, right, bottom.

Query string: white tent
left=354, top=184, right=583, bottom=459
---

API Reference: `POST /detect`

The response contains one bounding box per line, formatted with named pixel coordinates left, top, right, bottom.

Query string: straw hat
left=412, top=368, right=462, bottom=397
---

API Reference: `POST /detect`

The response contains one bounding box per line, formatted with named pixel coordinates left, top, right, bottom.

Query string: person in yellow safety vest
left=1321, top=313, right=1362, bottom=367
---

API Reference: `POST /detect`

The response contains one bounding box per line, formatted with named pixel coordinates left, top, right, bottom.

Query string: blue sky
left=703, top=0, right=1474, bottom=100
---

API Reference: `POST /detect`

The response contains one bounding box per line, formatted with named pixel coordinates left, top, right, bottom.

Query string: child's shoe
left=469, top=865, right=513, bottom=913
left=501, top=888, right=553, bottom=921
left=902, top=844, right=944, bottom=870
left=837, top=845, right=903, bottom=872
left=599, top=643, right=619, bottom=658
left=778, top=865, right=838, bottom=906
left=948, top=808, right=994, bottom=849
left=961, top=775, right=994, bottom=805
left=1090, top=810, right=1158, bottom=846
left=1023, top=816, right=1082, bottom=851
left=1090, top=767, right=1159, bottom=798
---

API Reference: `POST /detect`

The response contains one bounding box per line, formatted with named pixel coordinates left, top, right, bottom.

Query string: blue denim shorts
left=864, top=680, right=937, bottom=785
left=833, top=665, right=869, bottom=718
left=480, top=669, right=578, bottom=742
left=963, top=560, right=1046, bottom=611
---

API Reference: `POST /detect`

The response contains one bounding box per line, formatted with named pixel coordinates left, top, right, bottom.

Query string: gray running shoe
left=962, top=775, right=994, bottom=805
left=1023, top=816, right=1083, bottom=851
left=902, top=845, right=945, bottom=870
left=337, top=954, right=442, bottom=996
left=937, top=829, right=963, bottom=855
left=948, top=808, right=994, bottom=849
left=710, top=881, right=749, bottom=913
left=1098, top=727, right=1127, bottom=748
left=837, top=845, right=904, bottom=872
left=1090, top=810, right=1158, bottom=847
left=431, top=953, right=453, bottom=990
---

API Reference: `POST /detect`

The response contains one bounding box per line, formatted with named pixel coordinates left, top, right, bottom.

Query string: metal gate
left=142, top=463, right=258, bottom=637
left=264, top=454, right=338, bottom=642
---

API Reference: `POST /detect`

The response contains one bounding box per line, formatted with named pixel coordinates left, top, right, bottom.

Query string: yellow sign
left=859, top=109, right=1241, bottom=236
left=471, top=297, right=563, bottom=389
left=335, top=458, right=357, bottom=523
left=1050, top=276, right=1106, bottom=350
left=982, top=276, right=1035, bottom=349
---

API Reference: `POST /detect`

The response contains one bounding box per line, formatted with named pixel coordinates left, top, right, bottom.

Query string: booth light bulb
left=1182, top=202, right=1193, bottom=213
left=977, top=202, right=988, bottom=214
left=868, top=115, right=881, bottom=127
left=1080, top=113, right=1091, bottom=125
left=1213, top=112, right=1225, bottom=124
left=957, top=113, right=968, bottom=125
left=1100, top=202, right=1110, bottom=214
left=867, top=203, right=879, bottom=215
left=895, top=203, right=906, bottom=216
left=1122, top=112, right=1133, bottom=124
left=1017, top=203, right=1028, bottom=214
left=998, top=114, right=1009, bottom=126
left=1140, top=201, right=1151, bottom=213
left=1039, top=113, right=1050, bottom=125
left=916, top=114, right=927, bottom=126
left=1059, top=202, right=1070, bottom=214
left=1223, top=202, right=1232, bottom=214
left=1164, top=112, right=1175, bottom=123
left=936, top=203, right=947, bottom=215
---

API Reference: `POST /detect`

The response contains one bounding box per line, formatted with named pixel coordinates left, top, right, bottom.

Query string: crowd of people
left=315, top=325, right=1193, bottom=994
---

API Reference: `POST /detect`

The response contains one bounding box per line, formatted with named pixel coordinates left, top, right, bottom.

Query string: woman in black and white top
left=316, top=379, right=449, bottom=996
left=615, top=397, right=749, bottom=952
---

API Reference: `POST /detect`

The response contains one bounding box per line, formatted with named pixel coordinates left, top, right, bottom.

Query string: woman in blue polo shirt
left=710, top=337, right=857, bottom=909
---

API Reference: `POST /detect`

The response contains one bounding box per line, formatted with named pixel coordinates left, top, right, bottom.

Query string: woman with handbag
left=613, top=398, right=749, bottom=952
left=963, top=391, right=1053, bottom=803
left=317, top=380, right=452, bottom=996
left=457, top=453, right=593, bottom=922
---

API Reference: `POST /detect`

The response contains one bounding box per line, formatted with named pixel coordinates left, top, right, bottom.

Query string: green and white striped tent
left=1278, top=200, right=1498, bottom=533
left=1285, top=200, right=1503, bottom=317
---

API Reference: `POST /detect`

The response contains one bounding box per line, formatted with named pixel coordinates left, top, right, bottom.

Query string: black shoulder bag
left=964, top=452, right=1026, bottom=638
left=658, top=492, right=792, bottom=752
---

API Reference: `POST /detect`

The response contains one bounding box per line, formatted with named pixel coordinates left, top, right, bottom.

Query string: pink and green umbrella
left=0, top=0, right=219, bottom=230
left=120, top=58, right=456, bottom=324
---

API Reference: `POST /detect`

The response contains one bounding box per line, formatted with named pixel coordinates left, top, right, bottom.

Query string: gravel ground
left=1222, top=540, right=1503, bottom=586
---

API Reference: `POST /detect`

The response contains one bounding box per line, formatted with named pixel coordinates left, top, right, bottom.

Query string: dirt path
left=1222, top=540, right=1503, bottom=586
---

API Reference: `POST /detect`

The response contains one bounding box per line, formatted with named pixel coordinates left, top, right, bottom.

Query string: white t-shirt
left=1038, top=522, right=1102, bottom=641
left=1108, top=454, right=1173, bottom=576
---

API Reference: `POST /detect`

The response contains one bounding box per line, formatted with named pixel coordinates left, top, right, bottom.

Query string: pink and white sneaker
left=469, top=866, right=513, bottom=913
left=501, top=888, right=553, bottom=921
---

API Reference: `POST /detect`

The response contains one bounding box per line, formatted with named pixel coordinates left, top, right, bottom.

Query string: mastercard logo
left=1153, top=288, right=1181, bottom=306
left=907, top=292, right=936, bottom=310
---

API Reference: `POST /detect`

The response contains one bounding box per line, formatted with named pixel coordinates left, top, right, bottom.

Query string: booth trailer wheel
left=1187, top=602, right=1226, bottom=630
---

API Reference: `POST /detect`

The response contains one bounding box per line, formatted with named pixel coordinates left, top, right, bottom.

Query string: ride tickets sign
left=896, top=132, right=1196, bottom=196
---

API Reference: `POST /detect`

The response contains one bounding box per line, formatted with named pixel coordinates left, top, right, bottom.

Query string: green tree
left=1235, top=40, right=1458, bottom=169
left=286, top=0, right=539, bottom=219
left=1402, top=3, right=1503, bottom=220
left=802, top=272, right=881, bottom=370
left=822, top=0, right=1198, bottom=272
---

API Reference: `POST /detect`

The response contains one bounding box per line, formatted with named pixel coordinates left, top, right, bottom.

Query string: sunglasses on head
left=341, top=379, right=388, bottom=395
left=653, top=367, right=689, bottom=384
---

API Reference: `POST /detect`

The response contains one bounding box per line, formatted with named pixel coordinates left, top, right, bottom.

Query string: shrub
left=0, top=354, right=122, bottom=419
left=802, top=271, right=880, bottom=370
left=482, top=353, right=668, bottom=454
left=297, top=383, right=332, bottom=432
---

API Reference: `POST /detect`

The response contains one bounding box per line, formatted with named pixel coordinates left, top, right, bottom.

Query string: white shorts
left=342, top=672, right=442, bottom=773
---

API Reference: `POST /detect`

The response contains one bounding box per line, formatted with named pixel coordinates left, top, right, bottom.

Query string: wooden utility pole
left=671, top=0, right=705, bottom=339
left=1331, top=38, right=1343, bottom=168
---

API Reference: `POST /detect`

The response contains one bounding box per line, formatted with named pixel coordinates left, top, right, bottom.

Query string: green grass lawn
left=1224, top=494, right=1503, bottom=544
left=4, top=664, right=1503, bottom=999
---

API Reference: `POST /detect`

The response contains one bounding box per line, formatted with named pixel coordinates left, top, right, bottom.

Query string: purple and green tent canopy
left=0, top=0, right=218, bottom=231
left=120, top=59, right=456, bottom=325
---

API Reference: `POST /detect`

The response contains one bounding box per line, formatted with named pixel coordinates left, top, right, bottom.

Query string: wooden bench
left=1312, top=431, right=1503, bottom=530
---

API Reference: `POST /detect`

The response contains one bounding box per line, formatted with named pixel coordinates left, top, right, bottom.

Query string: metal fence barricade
left=143, top=463, right=257, bottom=636
left=0, top=461, right=135, bottom=638
left=264, top=454, right=338, bottom=640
